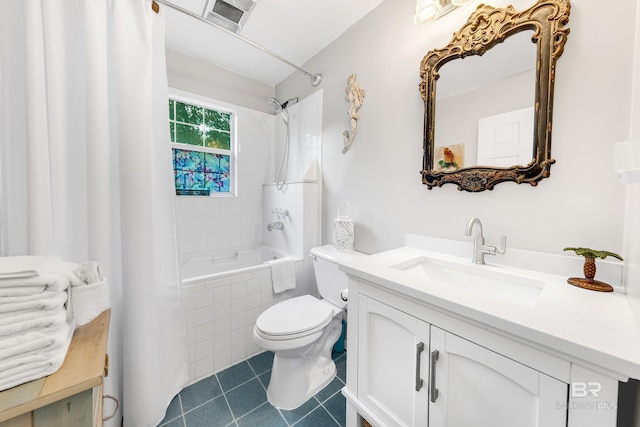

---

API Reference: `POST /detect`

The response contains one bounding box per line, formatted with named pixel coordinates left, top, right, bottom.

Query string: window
left=169, top=96, right=236, bottom=196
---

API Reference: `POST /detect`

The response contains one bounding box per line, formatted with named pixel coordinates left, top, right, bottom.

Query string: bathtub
left=179, top=246, right=307, bottom=383
left=181, top=246, right=288, bottom=283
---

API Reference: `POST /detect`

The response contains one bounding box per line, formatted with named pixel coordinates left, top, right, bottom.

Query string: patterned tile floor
left=158, top=350, right=347, bottom=427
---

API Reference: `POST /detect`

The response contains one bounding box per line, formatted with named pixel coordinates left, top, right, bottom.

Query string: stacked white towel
left=0, top=256, right=79, bottom=391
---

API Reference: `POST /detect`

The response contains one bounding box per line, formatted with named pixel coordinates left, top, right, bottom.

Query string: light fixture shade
left=451, top=0, right=473, bottom=6
left=414, top=0, right=443, bottom=24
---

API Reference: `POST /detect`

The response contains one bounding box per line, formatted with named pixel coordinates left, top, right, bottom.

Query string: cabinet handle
left=430, top=350, right=439, bottom=402
left=415, top=342, right=425, bottom=391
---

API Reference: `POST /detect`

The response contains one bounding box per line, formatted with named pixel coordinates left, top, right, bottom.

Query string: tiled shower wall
left=263, top=181, right=319, bottom=261
left=264, top=180, right=320, bottom=299
left=173, top=90, right=271, bottom=258
left=274, top=90, right=323, bottom=184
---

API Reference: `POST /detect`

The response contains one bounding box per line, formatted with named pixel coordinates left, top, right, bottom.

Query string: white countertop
left=340, top=237, right=640, bottom=381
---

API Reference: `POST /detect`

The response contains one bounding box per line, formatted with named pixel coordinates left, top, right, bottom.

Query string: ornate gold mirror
left=419, top=0, right=570, bottom=192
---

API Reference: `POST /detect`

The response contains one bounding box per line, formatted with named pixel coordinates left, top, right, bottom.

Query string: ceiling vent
left=203, top=0, right=256, bottom=33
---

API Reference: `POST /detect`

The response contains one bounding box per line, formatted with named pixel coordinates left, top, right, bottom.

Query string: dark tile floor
left=158, top=350, right=347, bottom=427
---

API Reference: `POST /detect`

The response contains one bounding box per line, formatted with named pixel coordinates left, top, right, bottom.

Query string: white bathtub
left=181, top=246, right=288, bottom=283
left=180, top=246, right=304, bottom=382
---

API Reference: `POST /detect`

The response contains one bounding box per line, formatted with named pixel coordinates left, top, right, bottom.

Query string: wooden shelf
left=0, top=310, right=110, bottom=423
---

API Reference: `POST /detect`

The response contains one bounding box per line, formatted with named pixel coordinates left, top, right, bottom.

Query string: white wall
left=277, top=0, right=635, bottom=265
left=166, top=48, right=274, bottom=114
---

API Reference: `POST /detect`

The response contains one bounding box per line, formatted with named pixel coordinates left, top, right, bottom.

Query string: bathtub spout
left=267, top=221, right=284, bottom=231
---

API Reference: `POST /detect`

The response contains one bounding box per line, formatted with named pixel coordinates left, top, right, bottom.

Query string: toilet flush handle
left=340, top=289, right=348, bottom=301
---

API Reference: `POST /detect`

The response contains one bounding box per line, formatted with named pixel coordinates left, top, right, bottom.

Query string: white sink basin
left=390, top=256, right=544, bottom=307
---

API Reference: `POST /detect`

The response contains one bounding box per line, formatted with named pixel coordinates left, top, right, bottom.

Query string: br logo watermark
left=555, top=382, right=617, bottom=411
left=571, top=382, right=601, bottom=398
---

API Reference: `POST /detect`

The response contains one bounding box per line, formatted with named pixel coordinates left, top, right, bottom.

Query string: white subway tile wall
left=263, top=182, right=319, bottom=259
left=182, top=261, right=307, bottom=382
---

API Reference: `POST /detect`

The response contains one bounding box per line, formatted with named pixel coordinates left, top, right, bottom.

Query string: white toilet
left=252, top=245, right=365, bottom=410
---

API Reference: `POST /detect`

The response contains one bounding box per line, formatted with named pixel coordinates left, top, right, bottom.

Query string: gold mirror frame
left=419, top=0, right=570, bottom=192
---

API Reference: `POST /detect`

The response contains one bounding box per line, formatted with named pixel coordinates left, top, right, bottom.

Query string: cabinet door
left=357, top=296, right=430, bottom=427
left=429, top=327, right=567, bottom=427
left=33, top=389, right=95, bottom=427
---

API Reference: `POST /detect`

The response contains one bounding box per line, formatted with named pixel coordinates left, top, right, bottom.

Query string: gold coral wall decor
left=342, top=73, right=365, bottom=153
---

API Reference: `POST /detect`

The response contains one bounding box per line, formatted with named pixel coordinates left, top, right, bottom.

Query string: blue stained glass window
left=172, top=149, right=230, bottom=194
left=169, top=96, right=235, bottom=196
left=204, top=154, right=231, bottom=192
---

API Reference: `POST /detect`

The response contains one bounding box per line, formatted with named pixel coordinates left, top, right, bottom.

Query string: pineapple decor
left=563, top=247, right=624, bottom=292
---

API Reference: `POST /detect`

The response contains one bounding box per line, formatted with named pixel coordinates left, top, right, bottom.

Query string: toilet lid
left=256, top=295, right=334, bottom=337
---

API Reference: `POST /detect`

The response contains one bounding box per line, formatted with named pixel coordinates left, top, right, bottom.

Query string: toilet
left=252, top=245, right=365, bottom=410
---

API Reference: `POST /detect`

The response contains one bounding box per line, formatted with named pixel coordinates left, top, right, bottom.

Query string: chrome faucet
left=267, top=221, right=284, bottom=231
left=464, top=217, right=507, bottom=264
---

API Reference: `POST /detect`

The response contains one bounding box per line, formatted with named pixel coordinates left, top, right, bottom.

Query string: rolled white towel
left=76, top=261, right=103, bottom=284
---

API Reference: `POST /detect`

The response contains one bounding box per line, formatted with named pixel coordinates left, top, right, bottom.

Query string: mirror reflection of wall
left=434, top=31, right=537, bottom=169
left=477, top=106, right=534, bottom=167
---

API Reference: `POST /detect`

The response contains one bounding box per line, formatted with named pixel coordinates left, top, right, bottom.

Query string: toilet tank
left=310, top=245, right=366, bottom=308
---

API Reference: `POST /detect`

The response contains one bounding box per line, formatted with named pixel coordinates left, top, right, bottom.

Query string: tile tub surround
left=263, top=181, right=319, bottom=261
left=182, top=260, right=314, bottom=382
left=158, top=350, right=347, bottom=427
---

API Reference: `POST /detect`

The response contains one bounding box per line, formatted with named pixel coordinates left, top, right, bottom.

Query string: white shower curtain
left=13, top=0, right=189, bottom=425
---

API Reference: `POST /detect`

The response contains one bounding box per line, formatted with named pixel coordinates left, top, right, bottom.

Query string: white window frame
left=169, top=89, right=238, bottom=197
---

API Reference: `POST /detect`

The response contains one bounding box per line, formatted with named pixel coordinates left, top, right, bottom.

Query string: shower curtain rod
left=153, top=0, right=323, bottom=87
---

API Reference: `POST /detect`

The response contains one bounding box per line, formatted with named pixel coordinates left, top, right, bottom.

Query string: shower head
left=267, top=96, right=299, bottom=114
left=268, top=97, right=283, bottom=113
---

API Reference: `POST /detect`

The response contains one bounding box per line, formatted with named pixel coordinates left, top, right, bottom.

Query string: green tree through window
left=169, top=97, right=235, bottom=196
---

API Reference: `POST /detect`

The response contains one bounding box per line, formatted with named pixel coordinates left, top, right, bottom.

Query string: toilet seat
left=255, top=295, right=335, bottom=341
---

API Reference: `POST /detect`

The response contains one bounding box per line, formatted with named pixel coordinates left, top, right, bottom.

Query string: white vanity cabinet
left=429, top=326, right=567, bottom=427
left=341, top=238, right=634, bottom=427
left=357, top=295, right=430, bottom=427
left=352, top=293, right=567, bottom=427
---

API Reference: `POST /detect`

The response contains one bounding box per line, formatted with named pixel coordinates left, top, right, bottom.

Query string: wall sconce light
left=414, top=0, right=473, bottom=24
